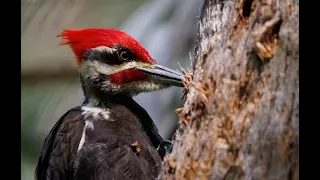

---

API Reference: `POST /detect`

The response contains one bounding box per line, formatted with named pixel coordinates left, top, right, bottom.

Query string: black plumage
left=36, top=95, right=164, bottom=180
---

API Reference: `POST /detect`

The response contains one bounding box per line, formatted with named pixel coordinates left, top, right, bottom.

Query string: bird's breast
left=73, top=105, right=162, bottom=179
left=77, top=105, right=155, bottom=153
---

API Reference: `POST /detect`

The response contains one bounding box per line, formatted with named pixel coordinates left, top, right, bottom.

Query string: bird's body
left=35, top=28, right=183, bottom=180
left=37, top=95, right=162, bottom=180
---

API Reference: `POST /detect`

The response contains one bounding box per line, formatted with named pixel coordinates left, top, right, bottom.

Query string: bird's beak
left=136, top=64, right=184, bottom=87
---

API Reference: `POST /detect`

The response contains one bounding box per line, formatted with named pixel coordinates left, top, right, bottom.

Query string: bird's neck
left=83, top=91, right=133, bottom=108
left=81, top=81, right=163, bottom=148
left=79, top=74, right=132, bottom=107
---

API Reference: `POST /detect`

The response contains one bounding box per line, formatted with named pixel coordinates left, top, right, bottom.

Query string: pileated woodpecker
left=35, top=28, right=183, bottom=180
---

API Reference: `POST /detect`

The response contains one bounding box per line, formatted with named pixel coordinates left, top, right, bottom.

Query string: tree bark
left=161, top=0, right=299, bottom=179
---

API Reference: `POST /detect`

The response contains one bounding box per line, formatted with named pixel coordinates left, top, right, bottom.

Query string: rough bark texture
left=161, top=0, right=299, bottom=179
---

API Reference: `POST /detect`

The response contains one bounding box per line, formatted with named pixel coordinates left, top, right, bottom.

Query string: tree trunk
left=161, top=0, right=299, bottom=179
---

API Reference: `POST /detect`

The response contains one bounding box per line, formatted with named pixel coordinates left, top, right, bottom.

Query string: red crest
left=58, top=28, right=155, bottom=65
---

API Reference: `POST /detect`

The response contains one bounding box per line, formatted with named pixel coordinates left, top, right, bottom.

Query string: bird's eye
left=119, top=51, right=130, bottom=61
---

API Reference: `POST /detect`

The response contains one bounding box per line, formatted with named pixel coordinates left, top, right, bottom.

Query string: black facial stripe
left=91, top=74, right=109, bottom=87
left=83, top=48, right=123, bottom=65
left=82, top=46, right=137, bottom=66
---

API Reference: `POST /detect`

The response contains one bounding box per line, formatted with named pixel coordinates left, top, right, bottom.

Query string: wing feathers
left=35, top=106, right=83, bottom=180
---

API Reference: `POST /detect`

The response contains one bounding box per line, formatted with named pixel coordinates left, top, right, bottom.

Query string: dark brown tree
left=161, top=0, right=299, bottom=179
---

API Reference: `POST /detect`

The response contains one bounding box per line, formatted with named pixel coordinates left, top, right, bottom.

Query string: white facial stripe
left=80, top=60, right=144, bottom=76
left=92, top=46, right=117, bottom=53
left=80, top=45, right=151, bottom=77
left=79, top=46, right=117, bottom=77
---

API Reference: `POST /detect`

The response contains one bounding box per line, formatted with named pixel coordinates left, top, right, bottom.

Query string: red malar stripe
left=109, top=69, right=147, bottom=85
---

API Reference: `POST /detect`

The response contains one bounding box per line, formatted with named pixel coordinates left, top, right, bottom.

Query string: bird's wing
left=73, top=141, right=162, bottom=180
left=120, top=96, right=163, bottom=148
left=35, top=106, right=85, bottom=180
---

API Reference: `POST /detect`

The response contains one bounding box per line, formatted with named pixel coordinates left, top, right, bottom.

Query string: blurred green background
left=21, top=0, right=201, bottom=179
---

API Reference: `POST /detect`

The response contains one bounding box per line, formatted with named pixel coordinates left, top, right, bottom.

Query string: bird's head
left=58, top=28, right=183, bottom=97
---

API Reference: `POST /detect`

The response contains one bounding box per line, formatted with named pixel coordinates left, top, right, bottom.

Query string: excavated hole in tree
left=242, top=0, right=253, bottom=17
left=238, top=14, right=281, bottom=101
left=232, top=0, right=254, bottom=37
left=240, top=13, right=283, bottom=101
